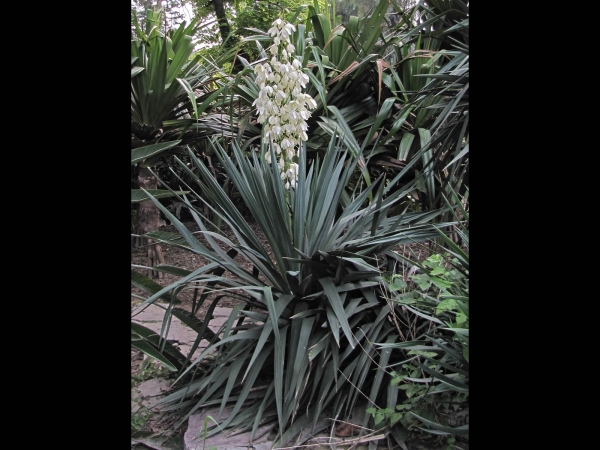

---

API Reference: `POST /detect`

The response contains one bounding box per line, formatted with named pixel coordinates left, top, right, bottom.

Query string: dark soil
left=131, top=219, right=263, bottom=316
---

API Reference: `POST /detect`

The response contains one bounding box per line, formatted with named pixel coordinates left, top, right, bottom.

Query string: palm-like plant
left=131, top=132, right=455, bottom=446
left=131, top=8, right=251, bottom=275
left=131, top=8, right=203, bottom=275
left=131, top=8, right=205, bottom=143
left=380, top=0, right=469, bottom=223
left=304, top=0, right=469, bottom=224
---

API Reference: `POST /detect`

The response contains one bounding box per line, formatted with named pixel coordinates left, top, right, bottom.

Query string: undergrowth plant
left=372, top=187, right=469, bottom=448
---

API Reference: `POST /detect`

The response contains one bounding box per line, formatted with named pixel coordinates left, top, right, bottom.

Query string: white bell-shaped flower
left=253, top=18, right=317, bottom=189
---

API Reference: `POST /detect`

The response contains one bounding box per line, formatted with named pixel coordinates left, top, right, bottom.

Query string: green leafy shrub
left=372, top=188, right=469, bottom=448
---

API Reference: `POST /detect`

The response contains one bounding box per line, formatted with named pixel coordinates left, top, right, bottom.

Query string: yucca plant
left=380, top=0, right=469, bottom=221
left=302, top=0, right=469, bottom=221
left=131, top=8, right=251, bottom=154
left=131, top=8, right=255, bottom=272
left=131, top=131, right=456, bottom=446
left=131, top=8, right=205, bottom=273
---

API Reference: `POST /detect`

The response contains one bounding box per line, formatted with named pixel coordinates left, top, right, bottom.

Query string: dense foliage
left=132, top=0, right=469, bottom=448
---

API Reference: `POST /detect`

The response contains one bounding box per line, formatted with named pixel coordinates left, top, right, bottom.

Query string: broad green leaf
left=131, top=337, right=177, bottom=371
left=176, top=77, right=198, bottom=119
left=318, top=277, right=355, bottom=348
left=131, top=322, right=186, bottom=371
left=170, top=308, right=218, bottom=342
left=131, top=66, right=144, bottom=78
left=131, top=140, right=181, bottom=165
left=131, top=269, right=182, bottom=304
left=131, top=189, right=189, bottom=203
left=409, top=412, right=469, bottom=435
left=436, top=299, right=457, bottom=315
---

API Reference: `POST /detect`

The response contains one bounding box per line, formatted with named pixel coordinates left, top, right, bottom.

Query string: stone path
left=132, top=303, right=232, bottom=359
left=132, top=303, right=231, bottom=414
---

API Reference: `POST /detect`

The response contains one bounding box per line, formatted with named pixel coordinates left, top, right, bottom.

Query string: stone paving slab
left=185, top=407, right=275, bottom=450
left=132, top=378, right=172, bottom=412
left=184, top=403, right=382, bottom=450
left=132, top=305, right=236, bottom=424
left=132, top=303, right=232, bottom=359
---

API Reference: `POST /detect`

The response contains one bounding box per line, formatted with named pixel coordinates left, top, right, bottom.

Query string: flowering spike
left=252, top=18, right=317, bottom=190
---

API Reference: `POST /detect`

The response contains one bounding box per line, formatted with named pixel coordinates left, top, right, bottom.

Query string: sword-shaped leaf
left=131, top=322, right=186, bottom=371
left=131, top=140, right=181, bottom=165
left=131, top=189, right=188, bottom=203
left=318, top=277, right=355, bottom=348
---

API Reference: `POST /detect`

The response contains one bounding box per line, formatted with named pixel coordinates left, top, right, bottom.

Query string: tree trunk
left=211, top=0, right=231, bottom=44
left=135, top=166, right=166, bottom=279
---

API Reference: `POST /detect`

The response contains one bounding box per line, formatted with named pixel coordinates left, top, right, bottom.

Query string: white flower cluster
left=252, top=18, right=317, bottom=189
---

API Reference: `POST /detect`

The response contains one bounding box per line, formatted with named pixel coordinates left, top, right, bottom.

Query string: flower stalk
left=252, top=19, right=317, bottom=189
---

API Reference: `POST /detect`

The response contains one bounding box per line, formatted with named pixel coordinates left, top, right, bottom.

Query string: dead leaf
left=334, top=422, right=360, bottom=437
